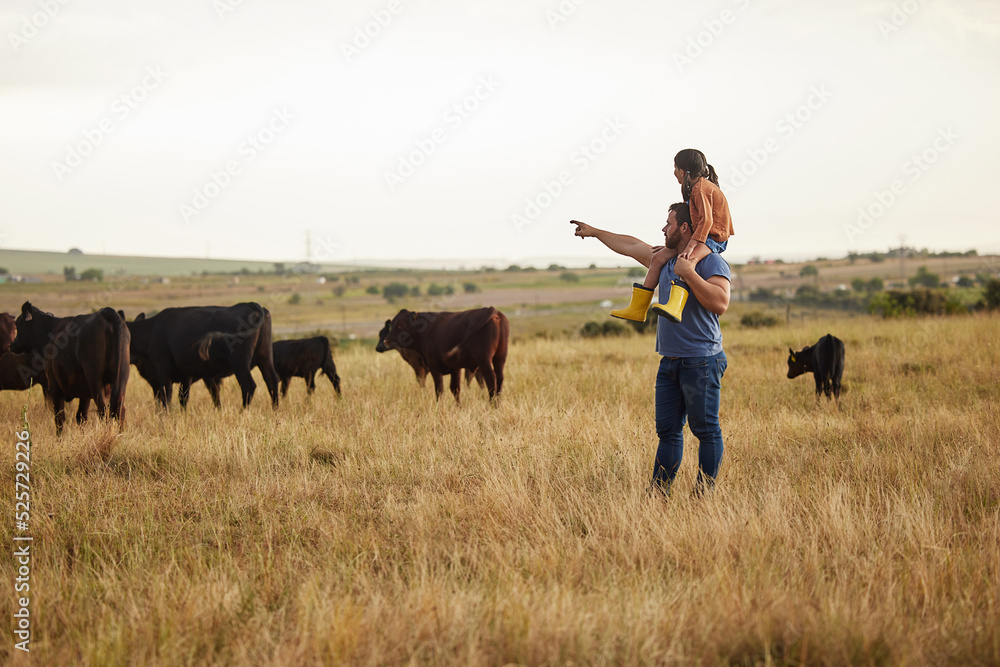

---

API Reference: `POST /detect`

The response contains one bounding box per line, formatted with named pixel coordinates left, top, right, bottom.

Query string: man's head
left=662, top=202, right=692, bottom=250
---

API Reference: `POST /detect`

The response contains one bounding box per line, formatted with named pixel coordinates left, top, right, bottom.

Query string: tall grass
left=1, top=314, right=998, bottom=665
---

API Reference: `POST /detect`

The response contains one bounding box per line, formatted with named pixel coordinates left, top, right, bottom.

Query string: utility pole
left=899, top=234, right=906, bottom=286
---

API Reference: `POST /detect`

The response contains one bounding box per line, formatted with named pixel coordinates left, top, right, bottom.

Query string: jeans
left=651, top=350, right=727, bottom=494
left=704, top=237, right=727, bottom=254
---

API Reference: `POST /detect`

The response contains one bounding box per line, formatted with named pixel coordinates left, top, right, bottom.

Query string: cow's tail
left=99, top=308, right=130, bottom=425
left=195, top=331, right=241, bottom=362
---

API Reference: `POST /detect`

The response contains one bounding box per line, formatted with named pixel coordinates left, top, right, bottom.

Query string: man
left=571, top=202, right=731, bottom=495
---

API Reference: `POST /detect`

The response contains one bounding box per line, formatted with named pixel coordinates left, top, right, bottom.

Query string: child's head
left=674, top=149, right=719, bottom=200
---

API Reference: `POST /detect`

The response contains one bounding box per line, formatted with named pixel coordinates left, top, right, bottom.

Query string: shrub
left=382, top=282, right=409, bottom=301
left=463, top=282, right=479, bottom=294
left=288, top=293, right=301, bottom=305
left=740, top=310, right=780, bottom=328
left=560, top=272, right=580, bottom=283
left=366, top=285, right=379, bottom=295
left=909, top=266, right=940, bottom=288
left=983, top=278, right=1000, bottom=311
left=799, top=264, right=818, bottom=277
left=580, top=321, right=630, bottom=338
left=80, top=268, right=104, bottom=282
left=627, top=267, right=645, bottom=278
left=749, top=287, right=775, bottom=302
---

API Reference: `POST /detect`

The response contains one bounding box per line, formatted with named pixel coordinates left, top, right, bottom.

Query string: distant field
left=0, top=312, right=997, bottom=665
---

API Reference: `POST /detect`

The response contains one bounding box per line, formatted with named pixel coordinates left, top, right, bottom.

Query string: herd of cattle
left=0, top=301, right=510, bottom=435
left=0, top=297, right=842, bottom=435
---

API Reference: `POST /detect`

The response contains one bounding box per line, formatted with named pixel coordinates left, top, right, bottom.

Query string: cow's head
left=10, top=302, right=49, bottom=354
left=787, top=345, right=812, bottom=379
left=376, top=310, right=423, bottom=353
left=375, top=319, right=392, bottom=353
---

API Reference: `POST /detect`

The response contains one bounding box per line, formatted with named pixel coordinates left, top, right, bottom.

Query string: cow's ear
left=21, top=302, right=32, bottom=320
left=136, top=313, right=146, bottom=321
left=117, top=310, right=126, bottom=321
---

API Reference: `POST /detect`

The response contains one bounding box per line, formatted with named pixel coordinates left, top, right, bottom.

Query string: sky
left=1, top=0, right=999, bottom=268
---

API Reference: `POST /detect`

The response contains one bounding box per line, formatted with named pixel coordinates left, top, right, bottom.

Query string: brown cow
left=376, top=307, right=508, bottom=403
left=11, top=302, right=130, bottom=435
left=0, top=313, right=16, bottom=354
left=377, top=319, right=484, bottom=390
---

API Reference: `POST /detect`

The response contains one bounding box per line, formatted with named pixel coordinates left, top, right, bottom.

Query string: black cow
left=787, top=333, right=845, bottom=401
left=126, top=302, right=280, bottom=409
left=376, top=307, right=508, bottom=403
left=272, top=337, right=341, bottom=397
left=11, top=302, right=130, bottom=434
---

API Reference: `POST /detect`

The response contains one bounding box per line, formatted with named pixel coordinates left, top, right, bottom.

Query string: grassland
left=1, top=298, right=998, bottom=664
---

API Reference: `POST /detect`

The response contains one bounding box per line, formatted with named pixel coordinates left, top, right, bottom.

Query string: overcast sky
left=1, top=0, right=998, bottom=267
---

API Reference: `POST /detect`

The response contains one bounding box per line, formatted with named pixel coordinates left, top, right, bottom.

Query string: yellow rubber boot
left=650, top=281, right=688, bottom=323
left=610, top=283, right=654, bottom=321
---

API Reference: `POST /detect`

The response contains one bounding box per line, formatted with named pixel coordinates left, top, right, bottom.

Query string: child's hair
left=675, top=149, right=719, bottom=201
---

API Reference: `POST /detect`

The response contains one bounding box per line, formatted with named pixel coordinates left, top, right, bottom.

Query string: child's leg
left=642, top=247, right=676, bottom=289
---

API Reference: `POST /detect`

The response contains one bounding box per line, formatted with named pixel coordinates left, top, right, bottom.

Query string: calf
left=11, top=302, right=130, bottom=434
left=272, top=337, right=341, bottom=397
left=787, top=333, right=845, bottom=401
left=376, top=307, right=508, bottom=403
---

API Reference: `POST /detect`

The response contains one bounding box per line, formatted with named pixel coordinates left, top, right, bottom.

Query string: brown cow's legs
left=449, top=372, right=461, bottom=404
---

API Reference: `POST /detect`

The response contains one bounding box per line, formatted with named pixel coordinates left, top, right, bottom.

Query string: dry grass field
left=1, top=312, right=999, bottom=665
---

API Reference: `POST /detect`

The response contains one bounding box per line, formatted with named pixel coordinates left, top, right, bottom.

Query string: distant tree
left=463, top=282, right=480, bottom=293
left=427, top=283, right=445, bottom=296
left=288, top=293, right=301, bottom=305
left=559, top=272, right=580, bottom=283
left=80, top=268, right=104, bottom=282
left=504, top=265, right=522, bottom=272
left=956, top=276, right=975, bottom=288
left=984, top=278, right=1000, bottom=311
left=851, top=277, right=867, bottom=293
left=908, top=265, right=940, bottom=288
left=382, top=282, right=409, bottom=301
left=365, top=285, right=379, bottom=295
left=63, top=266, right=77, bottom=281
left=627, top=267, right=645, bottom=278
left=847, top=252, right=859, bottom=264
left=0, top=267, right=8, bottom=276
left=867, top=277, right=884, bottom=292
left=547, top=263, right=565, bottom=271
left=588, top=263, right=597, bottom=270
left=410, top=285, right=421, bottom=296
left=273, top=263, right=286, bottom=275
left=799, top=264, right=818, bottom=278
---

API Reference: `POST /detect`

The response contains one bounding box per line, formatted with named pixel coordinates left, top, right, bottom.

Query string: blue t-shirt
left=655, top=253, right=732, bottom=357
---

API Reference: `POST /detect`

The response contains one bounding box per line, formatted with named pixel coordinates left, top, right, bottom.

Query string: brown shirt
left=689, top=178, right=734, bottom=244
